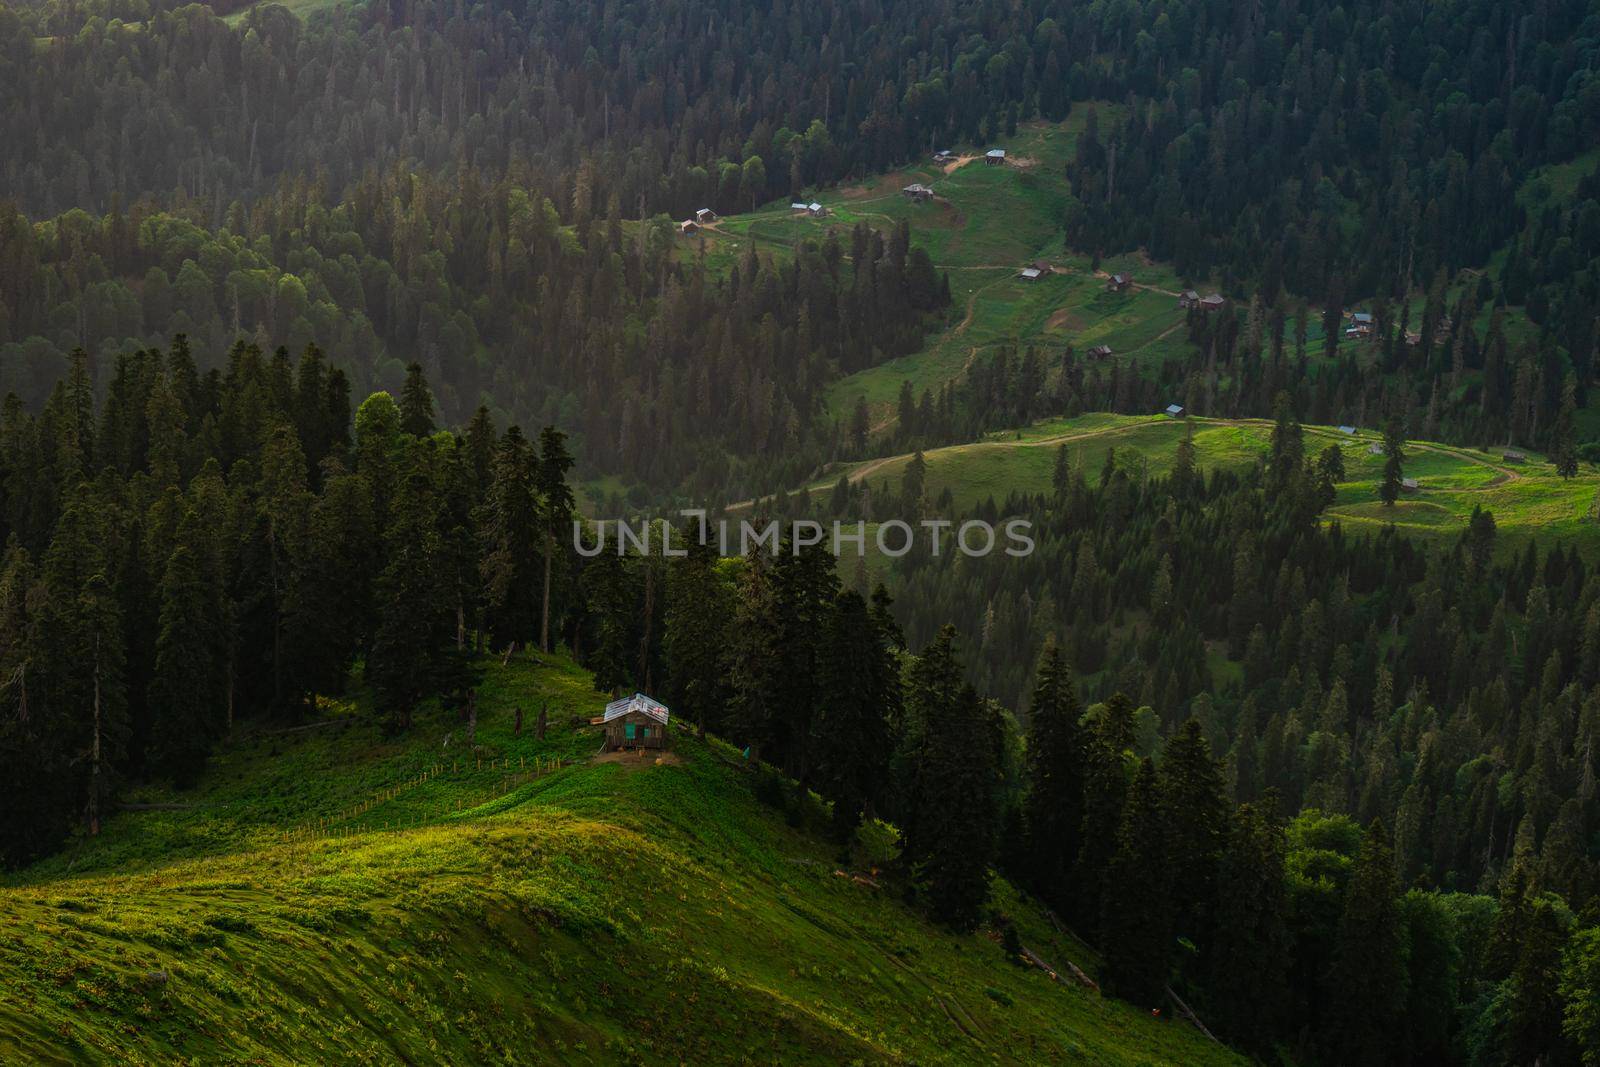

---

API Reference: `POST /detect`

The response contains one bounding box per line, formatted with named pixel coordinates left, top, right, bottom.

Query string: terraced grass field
left=773, top=413, right=1600, bottom=552
left=0, top=653, right=1241, bottom=1066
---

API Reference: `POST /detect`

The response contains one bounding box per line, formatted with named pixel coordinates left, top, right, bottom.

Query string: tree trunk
left=541, top=531, right=554, bottom=653
left=89, top=633, right=102, bottom=836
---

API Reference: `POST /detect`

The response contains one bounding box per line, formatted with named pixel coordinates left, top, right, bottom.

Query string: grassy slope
left=0, top=654, right=1240, bottom=1066
left=682, top=104, right=1575, bottom=453
left=776, top=413, right=1598, bottom=552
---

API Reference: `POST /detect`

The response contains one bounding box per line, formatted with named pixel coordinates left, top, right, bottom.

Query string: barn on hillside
left=593, top=693, right=671, bottom=752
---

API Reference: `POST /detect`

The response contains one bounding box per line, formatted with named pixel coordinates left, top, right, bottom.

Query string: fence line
left=280, top=754, right=568, bottom=845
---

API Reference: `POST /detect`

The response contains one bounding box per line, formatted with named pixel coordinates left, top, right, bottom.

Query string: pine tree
left=813, top=589, right=896, bottom=845
left=534, top=425, right=575, bottom=653
left=582, top=546, right=634, bottom=696
left=1075, top=692, right=1134, bottom=932
left=1205, top=803, right=1290, bottom=1052
left=1380, top=416, right=1406, bottom=506
left=662, top=531, right=732, bottom=733
left=899, top=625, right=998, bottom=930
left=478, top=427, right=539, bottom=646
left=1021, top=636, right=1085, bottom=914
left=148, top=540, right=219, bottom=784
left=1509, top=896, right=1573, bottom=1065
left=727, top=546, right=785, bottom=761
left=1324, top=820, right=1405, bottom=1066
left=368, top=464, right=453, bottom=733
left=1159, top=717, right=1227, bottom=947
left=1554, top=374, right=1579, bottom=479
left=1099, top=758, right=1173, bottom=1005
left=398, top=362, right=436, bottom=438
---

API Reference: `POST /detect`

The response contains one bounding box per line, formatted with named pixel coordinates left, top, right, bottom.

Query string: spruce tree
left=1159, top=717, right=1227, bottom=947
left=813, top=589, right=896, bottom=845
left=534, top=425, right=575, bottom=653
left=1075, top=692, right=1135, bottom=932
left=1380, top=416, right=1406, bottom=506
left=368, top=464, right=454, bottom=733
left=1098, top=758, right=1174, bottom=1006
left=398, top=362, right=436, bottom=438
left=1554, top=374, right=1579, bottom=479
left=477, top=427, right=539, bottom=646
left=148, top=541, right=219, bottom=784
left=582, top=546, right=634, bottom=696
left=726, top=546, right=785, bottom=761
left=1021, top=636, right=1085, bottom=914
left=899, top=625, right=998, bottom=931
left=1324, top=819, right=1405, bottom=1066
left=1205, top=803, right=1290, bottom=1053
left=662, top=531, right=732, bottom=733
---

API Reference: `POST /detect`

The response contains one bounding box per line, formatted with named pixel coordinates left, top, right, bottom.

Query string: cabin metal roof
left=603, top=693, right=670, bottom=725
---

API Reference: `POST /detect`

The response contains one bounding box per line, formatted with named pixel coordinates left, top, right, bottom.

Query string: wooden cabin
left=679, top=219, right=698, bottom=235
left=1199, top=294, right=1226, bottom=313
left=1087, top=344, right=1113, bottom=360
left=1107, top=272, right=1133, bottom=292
left=985, top=148, right=1006, bottom=165
left=902, top=183, right=934, bottom=202
left=695, top=208, right=717, bottom=224
left=1178, top=289, right=1201, bottom=309
left=592, top=693, right=671, bottom=752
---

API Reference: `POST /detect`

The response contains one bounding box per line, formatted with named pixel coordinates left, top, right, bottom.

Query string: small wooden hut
left=593, top=693, right=671, bottom=752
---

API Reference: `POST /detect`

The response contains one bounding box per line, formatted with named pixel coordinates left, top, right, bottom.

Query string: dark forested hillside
left=3, top=0, right=1599, bottom=487
left=0, top=185, right=947, bottom=497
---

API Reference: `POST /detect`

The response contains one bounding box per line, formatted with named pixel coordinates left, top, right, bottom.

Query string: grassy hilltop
left=758, top=412, right=1598, bottom=554
left=0, top=654, right=1239, bottom=1066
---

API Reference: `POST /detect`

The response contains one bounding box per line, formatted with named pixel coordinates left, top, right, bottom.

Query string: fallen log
left=1165, top=985, right=1219, bottom=1043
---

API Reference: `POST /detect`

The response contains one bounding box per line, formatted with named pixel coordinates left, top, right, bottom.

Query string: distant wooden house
left=1199, top=294, right=1226, bottom=313
left=1018, top=266, right=1043, bottom=281
left=1404, top=331, right=1422, bottom=347
left=679, top=219, right=698, bottom=235
left=1178, top=289, right=1201, bottom=309
left=1401, top=477, right=1421, bottom=493
left=1346, top=311, right=1374, bottom=338
left=985, top=148, right=1006, bottom=165
left=591, top=693, right=671, bottom=752
left=789, top=201, right=809, bottom=212
left=1164, top=403, right=1185, bottom=417
left=806, top=201, right=828, bottom=217
left=933, top=150, right=954, bottom=164
left=1107, top=272, right=1133, bottom=292
left=694, top=208, right=717, bottom=225
left=1087, top=344, right=1113, bottom=360
left=1338, top=425, right=1357, bottom=436
left=902, top=183, right=934, bottom=202
left=1504, top=449, right=1528, bottom=464
left=1032, top=259, right=1052, bottom=273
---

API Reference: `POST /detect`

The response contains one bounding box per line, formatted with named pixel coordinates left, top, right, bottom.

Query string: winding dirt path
left=728, top=416, right=1532, bottom=511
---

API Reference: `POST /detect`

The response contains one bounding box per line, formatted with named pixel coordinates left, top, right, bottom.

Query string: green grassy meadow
left=0, top=653, right=1240, bottom=1066
left=778, top=414, right=1600, bottom=552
